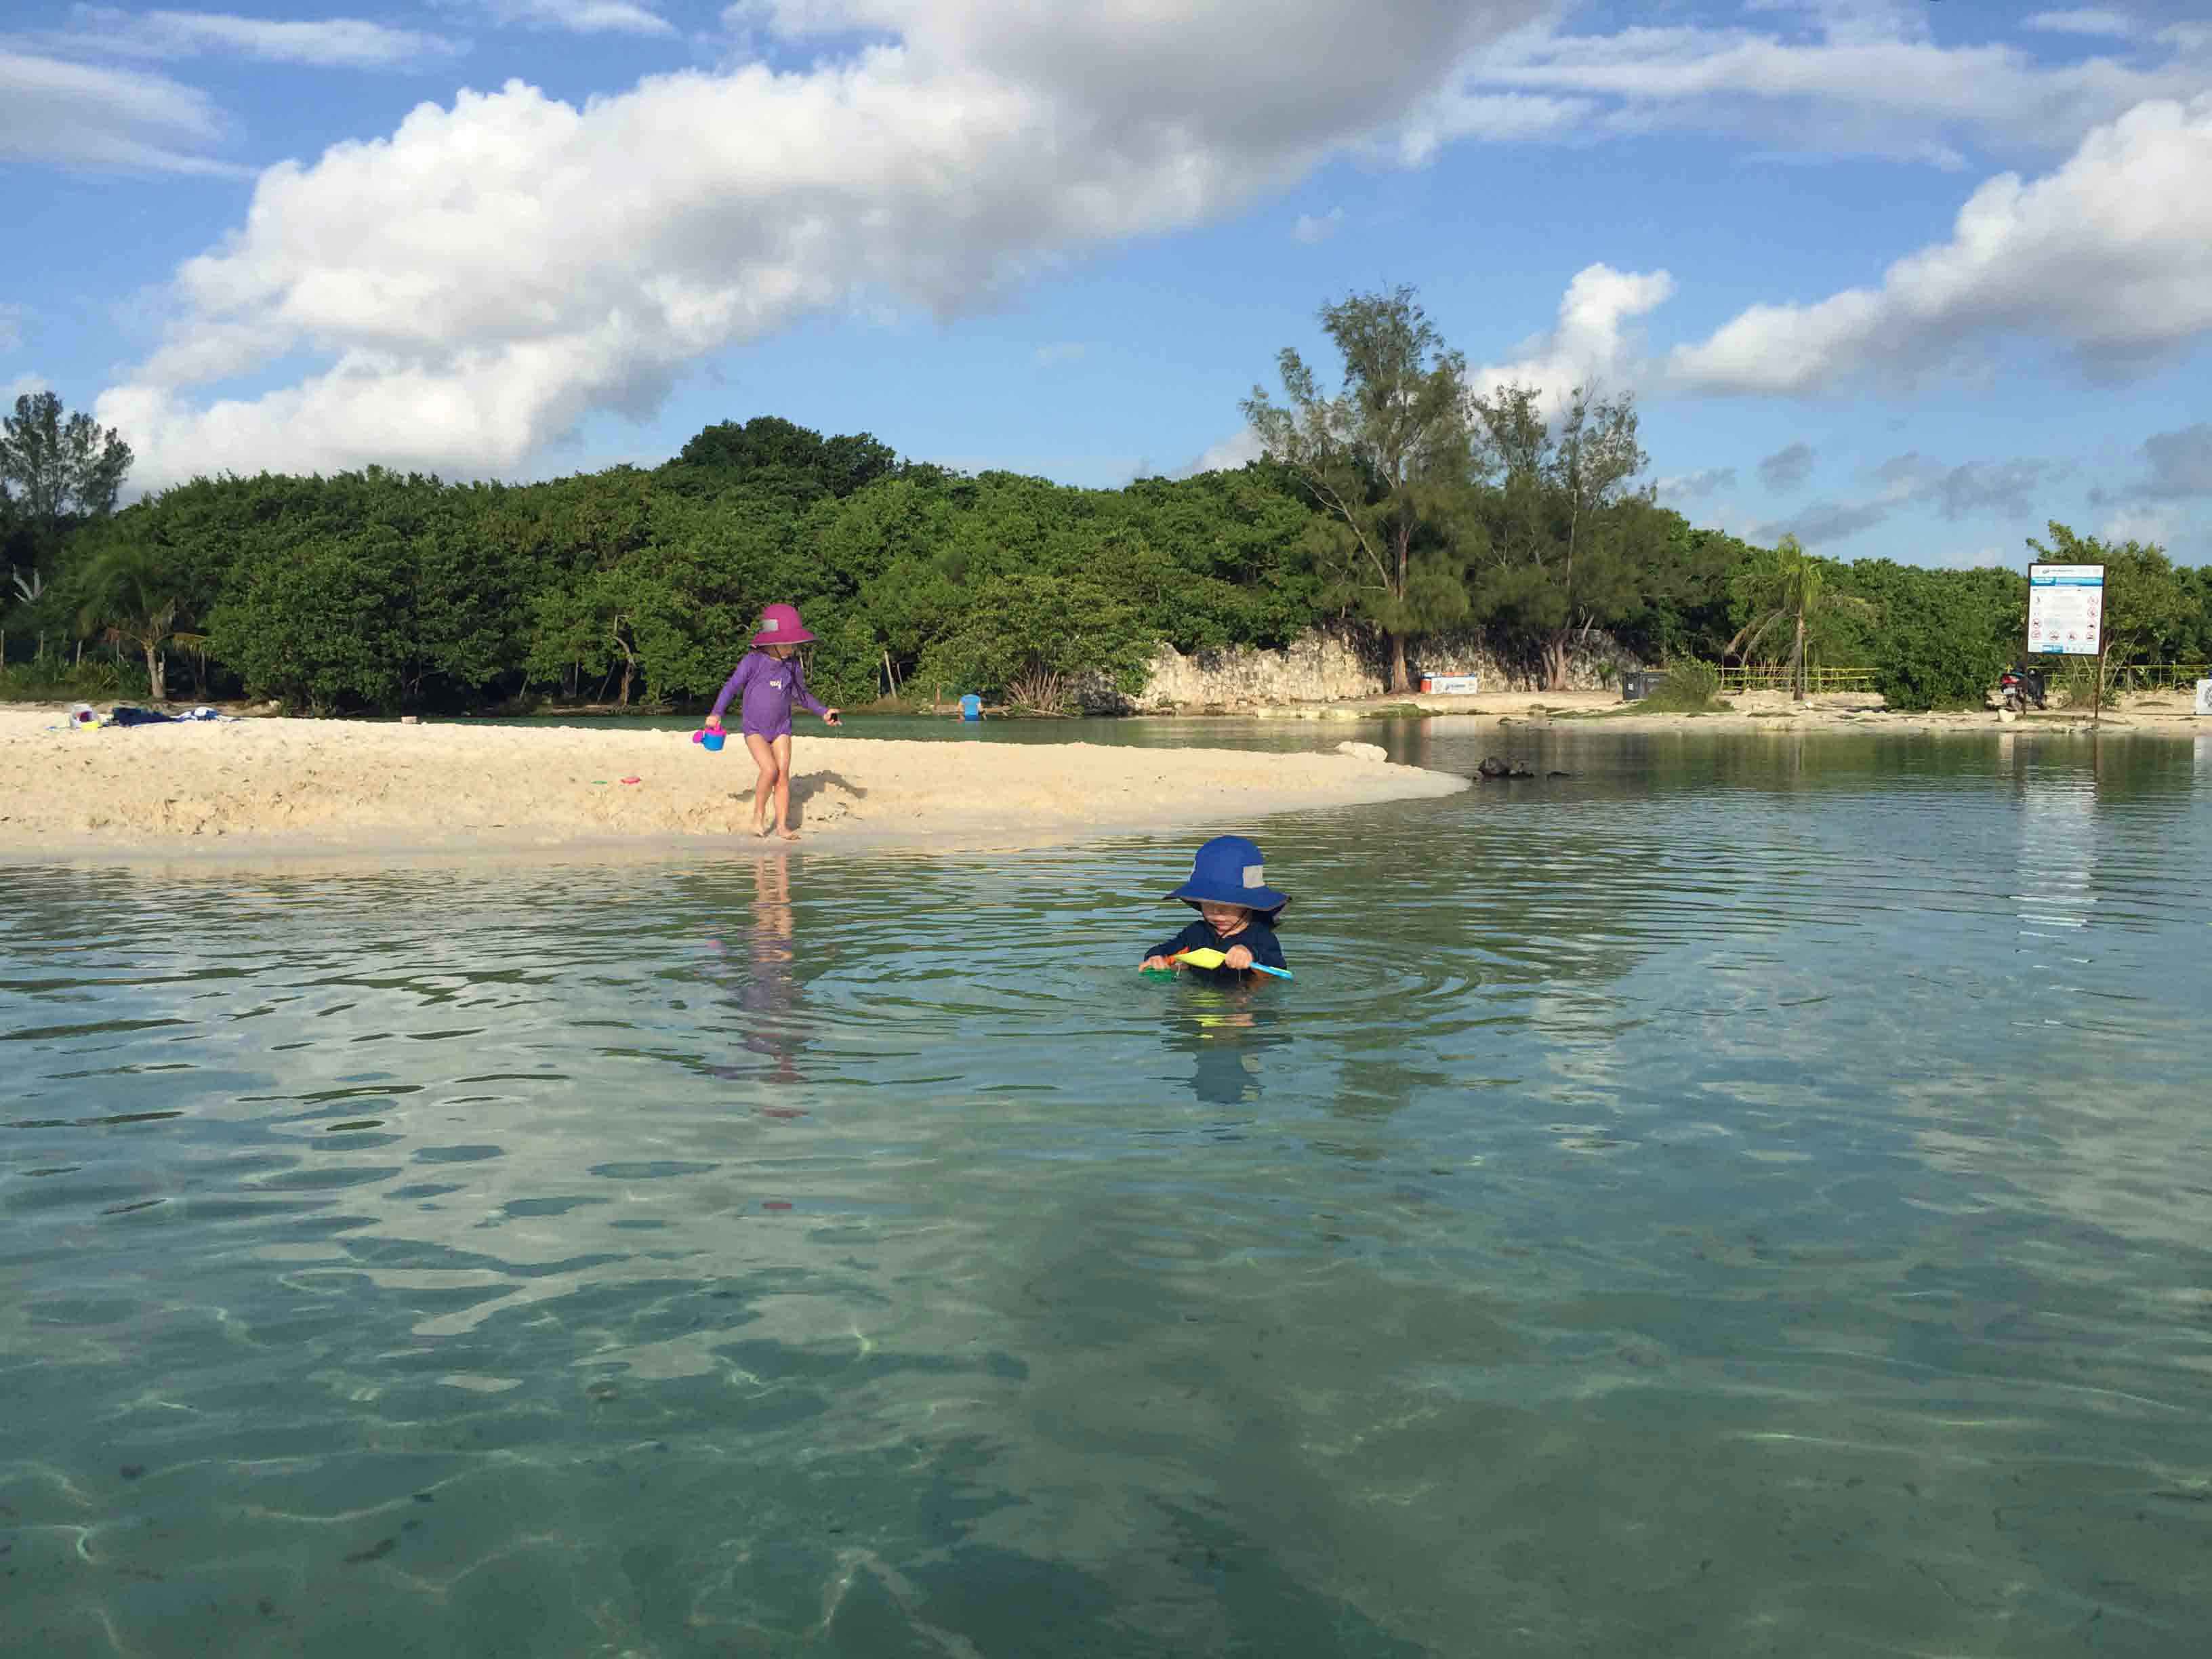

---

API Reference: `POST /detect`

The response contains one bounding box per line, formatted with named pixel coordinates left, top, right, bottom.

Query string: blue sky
left=3, top=0, right=2209, bottom=567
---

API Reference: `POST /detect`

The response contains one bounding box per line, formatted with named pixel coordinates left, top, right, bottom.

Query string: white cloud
left=2099, top=504, right=2178, bottom=546
left=96, top=3, right=2212, bottom=487
left=66, top=9, right=468, bottom=67
left=721, top=0, right=889, bottom=35
left=1391, top=90, right=1590, bottom=163
left=1290, top=206, right=1342, bottom=243
left=1656, top=466, right=1734, bottom=503
left=1757, top=440, right=1816, bottom=491
left=2098, top=422, right=2212, bottom=502
left=1880, top=452, right=2070, bottom=520
left=2023, top=10, right=2137, bottom=38
left=1470, top=262, right=1674, bottom=407
left=0, top=47, right=239, bottom=173
left=100, top=2, right=1558, bottom=486
left=1763, top=495, right=1893, bottom=548
left=1756, top=447, right=2070, bottom=550
left=1671, top=95, right=2212, bottom=396
left=0, top=304, right=25, bottom=354
left=476, top=0, right=673, bottom=34
left=1181, top=428, right=1265, bottom=476
left=2137, top=424, right=2212, bottom=499
left=6, top=372, right=50, bottom=403
left=1031, top=341, right=1085, bottom=368
left=1431, top=8, right=2212, bottom=164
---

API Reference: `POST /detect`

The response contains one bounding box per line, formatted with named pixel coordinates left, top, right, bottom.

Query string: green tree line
left=5, top=297, right=2210, bottom=718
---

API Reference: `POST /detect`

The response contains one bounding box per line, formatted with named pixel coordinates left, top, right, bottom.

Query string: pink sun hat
left=750, top=602, right=816, bottom=647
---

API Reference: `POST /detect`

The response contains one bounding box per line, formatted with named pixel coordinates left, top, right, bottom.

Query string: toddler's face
left=766, top=643, right=797, bottom=660
left=1197, top=902, right=1254, bottom=936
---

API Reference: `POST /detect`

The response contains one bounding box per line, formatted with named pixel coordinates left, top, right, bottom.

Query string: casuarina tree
left=0, top=391, right=134, bottom=559
left=1466, top=382, right=1652, bottom=691
left=1242, top=287, right=1478, bottom=693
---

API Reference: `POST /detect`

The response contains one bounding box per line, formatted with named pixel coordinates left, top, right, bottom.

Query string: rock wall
left=1084, top=628, right=1643, bottom=712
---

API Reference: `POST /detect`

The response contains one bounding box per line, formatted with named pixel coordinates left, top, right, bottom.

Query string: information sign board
left=2027, top=564, right=2104, bottom=657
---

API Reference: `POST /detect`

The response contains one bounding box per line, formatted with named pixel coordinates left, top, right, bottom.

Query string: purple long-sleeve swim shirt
left=710, top=650, right=830, bottom=739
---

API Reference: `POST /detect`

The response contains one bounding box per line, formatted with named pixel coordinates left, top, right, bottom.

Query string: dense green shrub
left=1872, top=579, right=2015, bottom=711
left=13, top=385, right=2211, bottom=718
left=0, top=655, right=146, bottom=701
left=1640, top=657, right=1725, bottom=712
left=207, top=531, right=413, bottom=712
left=912, top=572, right=1152, bottom=708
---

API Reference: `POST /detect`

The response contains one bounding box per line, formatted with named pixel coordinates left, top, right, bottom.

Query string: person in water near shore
left=1141, top=835, right=1290, bottom=983
left=704, top=603, right=841, bottom=840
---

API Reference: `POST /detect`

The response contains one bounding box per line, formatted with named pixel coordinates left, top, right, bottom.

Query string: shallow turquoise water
left=5, top=724, right=2211, bottom=1656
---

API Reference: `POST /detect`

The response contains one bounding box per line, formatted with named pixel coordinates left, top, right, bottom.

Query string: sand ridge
left=0, top=711, right=1467, bottom=863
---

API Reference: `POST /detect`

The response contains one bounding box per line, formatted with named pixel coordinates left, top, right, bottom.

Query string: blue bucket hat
left=1166, top=835, right=1290, bottom=920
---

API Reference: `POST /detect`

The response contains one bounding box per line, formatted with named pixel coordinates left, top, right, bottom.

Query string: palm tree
left=75, top=533, right=190, bottom=703
left=1725, top=536, right=1869, bottom=702
left=7, top=563, right=51, bottom=664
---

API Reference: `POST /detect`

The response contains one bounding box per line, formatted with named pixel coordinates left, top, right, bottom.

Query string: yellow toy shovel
left=1170, top=947, right=1292, bottom=980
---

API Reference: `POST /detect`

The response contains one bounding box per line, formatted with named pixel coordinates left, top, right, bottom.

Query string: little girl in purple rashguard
left=703, top=603, right=842, bottom=840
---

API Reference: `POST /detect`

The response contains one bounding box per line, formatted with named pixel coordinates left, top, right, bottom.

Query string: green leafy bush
left=1872, top=581, right=2013, bottom=711
left=912, top=571, right=1151, bottom=708
left=1640, top=657, right=1726, bottom=712
left=207, top=532, right=412, bottom=712
left=0, top=655, right=146, bottom=701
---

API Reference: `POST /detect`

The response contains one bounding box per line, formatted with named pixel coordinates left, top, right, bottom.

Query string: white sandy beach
left=0, top=711, right=1467, bottom=861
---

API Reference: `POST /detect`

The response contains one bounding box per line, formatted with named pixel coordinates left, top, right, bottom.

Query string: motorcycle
left=1998, top=664, right=2047, bottom=712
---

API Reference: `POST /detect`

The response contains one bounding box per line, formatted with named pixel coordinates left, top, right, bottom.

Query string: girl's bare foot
left=752, top=820, right=772, bottom=838
left=778, top=828, right=801, bottom=842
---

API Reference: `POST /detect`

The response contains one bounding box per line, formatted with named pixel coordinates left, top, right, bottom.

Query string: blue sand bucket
left=696, top=729, right=726, bottom=752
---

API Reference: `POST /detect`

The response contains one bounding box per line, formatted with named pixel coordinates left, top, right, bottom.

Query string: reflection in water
left=1158, top=991, right=1290, bottom=1105
left=712, top=854, right=806, bottom=1086
left=4, top=726, right=2211, bottom=1656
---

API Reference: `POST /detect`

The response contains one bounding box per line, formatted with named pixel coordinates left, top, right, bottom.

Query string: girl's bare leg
left=744, top=733, right=778, bottom=837
left=773, top=735, right=798, bottom=839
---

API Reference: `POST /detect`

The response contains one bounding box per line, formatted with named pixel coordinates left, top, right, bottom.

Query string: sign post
left=2027, top=562, right=2105, bottom=717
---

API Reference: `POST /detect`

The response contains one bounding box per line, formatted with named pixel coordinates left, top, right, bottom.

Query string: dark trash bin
left=1620, top=671, right=1670, bottom=701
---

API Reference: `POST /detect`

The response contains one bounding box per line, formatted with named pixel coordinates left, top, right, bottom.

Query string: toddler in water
left=1140, top=835, right=1290, bottom=983
left=703, top=603, right=841, bottom=840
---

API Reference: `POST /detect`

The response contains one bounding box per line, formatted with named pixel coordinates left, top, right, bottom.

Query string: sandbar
left=0, top=710, right=1467, bottom=866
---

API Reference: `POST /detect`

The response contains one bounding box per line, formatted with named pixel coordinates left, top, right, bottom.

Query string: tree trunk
left=1543, top=635, right=1571, bottom=693
left=145, top=642, right=166, bottom=703
left=1389, top=520, right=1413, bottom=693
left=618, top=657, right=634, bottom=708
left=1791, top=612, right=1806, bottom=702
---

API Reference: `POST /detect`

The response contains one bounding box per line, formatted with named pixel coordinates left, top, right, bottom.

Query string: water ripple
left=3, top=726, right=2209, bottom=1655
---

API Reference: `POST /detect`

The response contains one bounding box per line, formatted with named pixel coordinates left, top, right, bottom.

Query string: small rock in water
left=1334, top=740, right=1388, bottom=762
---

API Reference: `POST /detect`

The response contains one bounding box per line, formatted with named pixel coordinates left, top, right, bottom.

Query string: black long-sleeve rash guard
left=1145, top=918, right=1287, bottom=982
